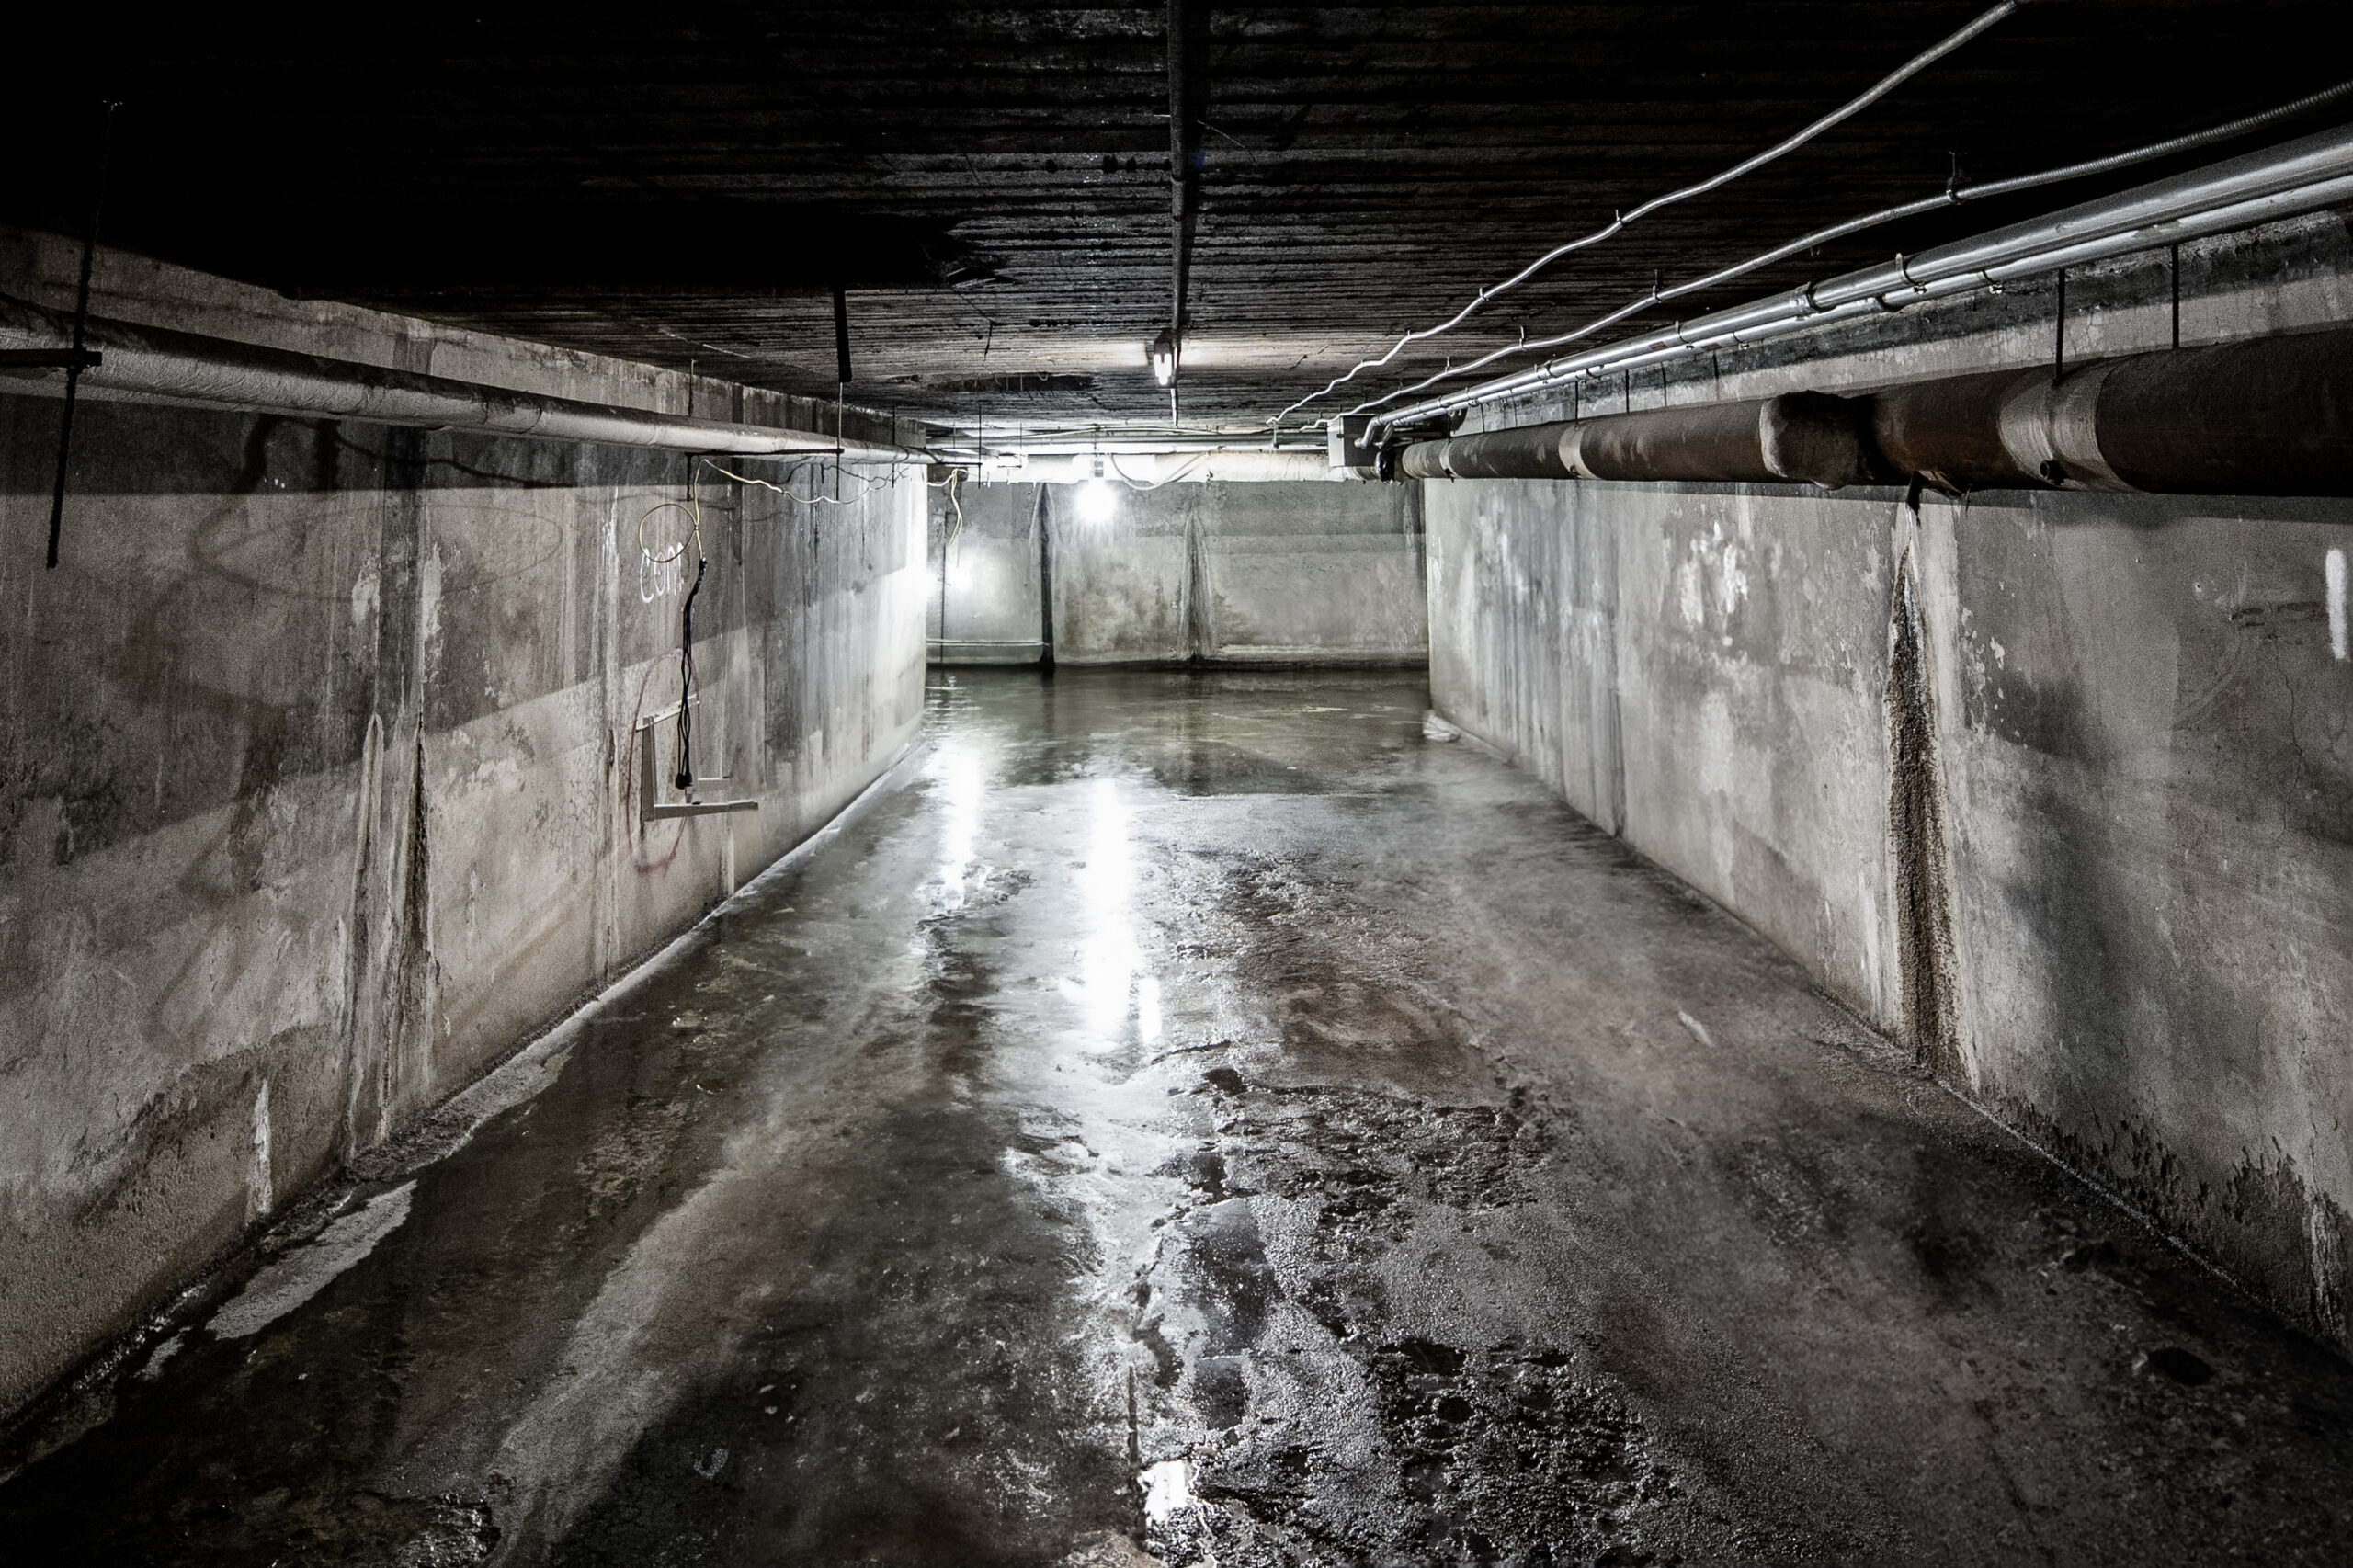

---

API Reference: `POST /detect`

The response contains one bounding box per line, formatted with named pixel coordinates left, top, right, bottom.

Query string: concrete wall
left=929, top=478, right=1427, bottom=665
left=0, top=250, right=927, bottom=1416
left=1426, top=210, right=2353, bottom=1351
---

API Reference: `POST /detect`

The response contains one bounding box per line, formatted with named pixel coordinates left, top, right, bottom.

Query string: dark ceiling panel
left=4, top=2, right=2344, bottom=434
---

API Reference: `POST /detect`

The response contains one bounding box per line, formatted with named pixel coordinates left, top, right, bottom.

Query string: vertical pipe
left=46, top=102, right=117, bottom=571
left=2053, top=268, right=2067, bottom=378
left=832, top=286, right=853, bottom=385
left=1034, top=484, right=1056, bottom=669
left=1167, top=0, right=1188, bottom=341
left=2171, top=243, right=2183, bottom=350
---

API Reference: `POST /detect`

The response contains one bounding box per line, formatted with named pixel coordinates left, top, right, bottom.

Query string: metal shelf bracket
left=636, top=701, right=759, bottom=826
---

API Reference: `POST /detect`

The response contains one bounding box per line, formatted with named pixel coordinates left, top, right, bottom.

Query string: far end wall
left=929, top=479, right=1427, bottom=665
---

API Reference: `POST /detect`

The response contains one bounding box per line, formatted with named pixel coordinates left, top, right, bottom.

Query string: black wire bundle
left=675, top=547, right=707, bottom=790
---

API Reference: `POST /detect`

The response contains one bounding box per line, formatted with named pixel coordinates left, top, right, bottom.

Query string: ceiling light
left=1147, top=329, right=1179, bottom=388
left=1076, top=477, right=1117, bottom=526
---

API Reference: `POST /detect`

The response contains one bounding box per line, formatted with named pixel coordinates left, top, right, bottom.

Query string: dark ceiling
left=6, top=3, right=2345, bottom=437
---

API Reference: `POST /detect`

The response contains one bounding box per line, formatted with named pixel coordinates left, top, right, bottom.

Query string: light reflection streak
left=1065, top=778, right=1163, bottom=1047
left=926, top=744, right=983, bottom=912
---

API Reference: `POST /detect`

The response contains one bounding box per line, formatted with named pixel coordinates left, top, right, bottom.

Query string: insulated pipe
left=1400, top=392, right=1884, bottom=487
left=1395, top=327, right=2353, bottom=496
left=1872, top=326, right=2353, bottom=494
left=0, top=292, right=924, bottom=463
left=1370, top=123, right=2353, bottom=437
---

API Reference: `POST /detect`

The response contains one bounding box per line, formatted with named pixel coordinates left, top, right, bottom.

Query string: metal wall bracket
left=636, top=702, right=759, bottom=825
left=47, top=100, right=119, bottom=570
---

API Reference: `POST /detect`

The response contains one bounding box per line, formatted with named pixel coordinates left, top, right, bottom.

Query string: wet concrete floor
left=5, top=668, right=2351, bottom=1565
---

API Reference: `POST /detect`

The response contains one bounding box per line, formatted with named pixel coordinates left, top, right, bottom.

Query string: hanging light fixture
left=1147, top=328, right=1179, bottom=389
left=1076, top=477, right=1118, bottom=525
left=1076, top=452, right=1117, bottom=525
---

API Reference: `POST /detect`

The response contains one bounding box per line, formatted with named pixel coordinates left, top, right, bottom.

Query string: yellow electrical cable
left=637, top=497, right=702, bottom=563
left=699, top=457, right=907, bottom=507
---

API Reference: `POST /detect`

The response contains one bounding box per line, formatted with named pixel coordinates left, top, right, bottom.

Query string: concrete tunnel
left=3, top=6, right=2353, bottom=1562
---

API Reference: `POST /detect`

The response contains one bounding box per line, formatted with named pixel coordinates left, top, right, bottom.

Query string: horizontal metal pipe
left=972, top=449, right=1336, bottom=483
left=1347, top=79, right=2353, bottom=423
left=1403, top=391, right=1885, bottom=487
left=0, top=292, right=924, bottom=463
left=1279, top=0, right=2029, bottom=427
left=1397, top=420, right=1579, bottom=480
left=938, top=434, right=1324, bottom=458
left=1370, top=123, right=2353, bottom=437
left=1398, top=327, right=2353, bottom=497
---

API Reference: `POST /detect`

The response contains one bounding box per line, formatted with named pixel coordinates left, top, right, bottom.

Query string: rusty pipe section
left=0, top=291, right=925, bottom=463
left=1397, top=391, right=1883, bottom=485
left=1874, top=328, right=2353, bottom=494
left=1395, top=326, right=2353, bottom=496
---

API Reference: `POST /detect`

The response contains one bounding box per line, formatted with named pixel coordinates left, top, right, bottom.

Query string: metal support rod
left=2054, top=269, right=2067, bottom=378
left=1167, top=0, right=1188, bottom=337
left=1165, top=0, right=1193, bottom=416
left=832, top=286, right=853, bottom=384
left=47, top=101, right=117, bottom=571
left=2171, top=243, right=2183, bottom=349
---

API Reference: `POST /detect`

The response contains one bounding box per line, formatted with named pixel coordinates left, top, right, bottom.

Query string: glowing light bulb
left=1147, top=329, right=1179, bottom=388
left=1076, top=477, right=1117, bottom=526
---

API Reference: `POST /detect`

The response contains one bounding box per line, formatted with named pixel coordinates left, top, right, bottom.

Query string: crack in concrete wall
left=1885, top=540, right=1962, bottom=1079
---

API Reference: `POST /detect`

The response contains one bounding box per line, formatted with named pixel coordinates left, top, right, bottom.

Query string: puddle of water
left=207, top=1183, right=416, bottom=1340
left=1139, top=1458, right=1194, bottom=1525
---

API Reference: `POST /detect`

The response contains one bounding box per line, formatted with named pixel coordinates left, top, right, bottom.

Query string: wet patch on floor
left=1165, top=1341, right=1686, bottom=1567
left=1181, top=1079, right=1549, bottom=1267
left=1134, top=1074, right=1704, bottom=1564
left=1118, top=834, right=1727, bottom=1565
left=6, top=669, right=2353, bottom=1567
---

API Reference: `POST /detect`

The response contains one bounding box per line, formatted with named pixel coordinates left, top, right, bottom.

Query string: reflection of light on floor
left=1063, top=778, right=1162, bottom=1046
left=926, top=744, right=983, bottom=911
left=1141, top=1458, right=1195, bottom=1523
left=1136, top=974, right=1163, bottom=1044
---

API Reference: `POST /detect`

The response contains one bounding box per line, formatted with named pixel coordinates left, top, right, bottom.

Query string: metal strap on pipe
left=0, top=292, right=926, bottom=463
left=1369, top=124, right=2353, bottom=437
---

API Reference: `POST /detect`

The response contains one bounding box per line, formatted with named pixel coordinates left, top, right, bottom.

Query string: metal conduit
left=1393, top=326, right=2353, bottom=497
left=1277, top=0, right=2030, bottom=426
left=944, top=450, right=1334, bottom=483
left=1367, top=123, right=2353, bottom=439
left=0, top=292, right=925, bottom=463
left=1348, top=78, right=2353, bottom=422
left=934, top=434, right=1327, bottom=459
